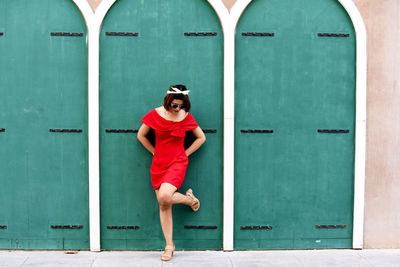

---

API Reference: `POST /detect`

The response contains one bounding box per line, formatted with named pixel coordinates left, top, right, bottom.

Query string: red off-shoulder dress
left=141, top=109, right=198, bottom=190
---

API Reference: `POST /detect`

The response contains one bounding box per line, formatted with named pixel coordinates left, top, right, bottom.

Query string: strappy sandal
left=161, top=245, right=175, bottom=261
left=185, top=188, right=200, bottom=212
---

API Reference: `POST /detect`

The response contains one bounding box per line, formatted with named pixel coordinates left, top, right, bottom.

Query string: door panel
left=234, top=0, right=356, bottom=249
left=100, top=0, right=223, bottom=250
left=0, top=0, right=88, bottom=249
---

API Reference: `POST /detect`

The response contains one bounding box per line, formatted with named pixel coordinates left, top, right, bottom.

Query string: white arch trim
left=72, top=0, right=117, bottom=252
left=210, top=0, right=367, bottom=250
left=208, top=0, right=252, bottom=251
left=338, top=0, right=367, bottom=250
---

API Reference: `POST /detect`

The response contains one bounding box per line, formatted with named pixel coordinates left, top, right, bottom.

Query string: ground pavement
left=0, top=249, right=399, bottom=267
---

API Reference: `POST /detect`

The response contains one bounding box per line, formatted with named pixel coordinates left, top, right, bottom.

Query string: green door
left=100, top=0, right=223, bottom=250
left=0, top=0, right=89, bottom=249
left=235, top=0, right=356, bottom=249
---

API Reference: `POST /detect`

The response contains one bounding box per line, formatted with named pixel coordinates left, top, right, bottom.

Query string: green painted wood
left=100, top=0, right=223, bottom=250
left=234, top=0, right=356, bottom=249
left=0, top=0, right=88, bottom=249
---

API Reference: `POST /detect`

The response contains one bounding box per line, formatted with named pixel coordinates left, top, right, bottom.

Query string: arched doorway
left=234, top=0, right=356, bottom=249
left=99, top=0, right=223, bottom=250
left=0, top=0, right=89, bottom=249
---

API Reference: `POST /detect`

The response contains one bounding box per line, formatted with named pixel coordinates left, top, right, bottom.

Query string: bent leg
left=172, top=190, right=194, bottom=206
left=157, top=183, right=194, bottom=206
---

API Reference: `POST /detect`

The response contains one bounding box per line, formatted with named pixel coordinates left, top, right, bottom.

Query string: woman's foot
left=185, top=188, right=200, bottom=212
left=161, top=245, right=175, bottom=261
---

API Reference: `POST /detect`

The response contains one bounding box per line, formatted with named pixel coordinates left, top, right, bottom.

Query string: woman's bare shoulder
left=155, top=106, right=164, bottom=112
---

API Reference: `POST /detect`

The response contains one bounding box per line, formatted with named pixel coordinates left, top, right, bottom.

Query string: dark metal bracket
left=50, top=129, right=82, bottom=133
left=50, top=32, right=83, bottom=37
left=105, top=129, right=138, bottom=133
left=203, top=129, right=217, bottom=133
left=184, top=225, right=217, bottom=229
left=240, top=226, right=273, bottom=230
left=0, top=32, right=3, bottom=36
left=315, top=225, right=347, bottom=229
left=318, top=33, right=349, bottom=37
left=0, top=225, right=7, bottom=229
left=241, top=129, right=274, bottom=133
left=51, top=225, right=83, bottom=229
left=107, top=226, right=140, bottom=229
left=184, top=32, right=217, bottom=36
left=318, top=129, right=349, bottom=133
left=0, top=128, right=5, bottom=132
left=105, top=32, right=139, bottom=36
left=242, top=32, right=274, bottom=37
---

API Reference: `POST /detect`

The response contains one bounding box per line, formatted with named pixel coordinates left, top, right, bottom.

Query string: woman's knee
left=158, top=192, right=172, bottom=207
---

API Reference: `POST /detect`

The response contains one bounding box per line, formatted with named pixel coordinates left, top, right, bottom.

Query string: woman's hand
left=137, top=123, right=155, bottom=155
left=185, top=127, right=206, bottom=157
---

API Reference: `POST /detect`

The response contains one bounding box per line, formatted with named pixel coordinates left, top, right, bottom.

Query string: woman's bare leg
left=155, top=184, right=174, bottom=247
left=171, top=190, right=194, bottom=205
left=155, top=183, right=199, bottom=248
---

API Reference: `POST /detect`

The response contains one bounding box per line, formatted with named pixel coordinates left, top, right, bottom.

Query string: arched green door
left=100, top=0, right=223, bottom=250
left=0, top=0, right=88, bottom=249
left=235, top=0, right=356, bottom=249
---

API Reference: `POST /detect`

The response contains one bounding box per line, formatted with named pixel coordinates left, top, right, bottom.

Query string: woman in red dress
left=137, top=85, right=206, bottom=261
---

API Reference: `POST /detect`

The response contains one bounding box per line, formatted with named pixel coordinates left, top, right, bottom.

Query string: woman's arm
left=137, top=123, right=155, bottom=155
left=185, top=126, right=206, bottom=157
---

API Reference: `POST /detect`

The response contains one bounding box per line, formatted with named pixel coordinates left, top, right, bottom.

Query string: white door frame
left=72, top=0, right=117, bottom=252
left=73, top=0, right=366, bottom=251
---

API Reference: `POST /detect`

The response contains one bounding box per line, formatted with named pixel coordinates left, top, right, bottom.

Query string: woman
left=137, top=84, right=206, bottom=261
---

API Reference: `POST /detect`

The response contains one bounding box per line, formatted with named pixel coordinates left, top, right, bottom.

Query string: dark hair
left=163, top=84, right=191, bottom=112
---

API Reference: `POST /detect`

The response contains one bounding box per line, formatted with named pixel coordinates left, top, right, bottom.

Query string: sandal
left=161, top=245, right=175, bottom=261
left=185, top=188, right=200, bottom=212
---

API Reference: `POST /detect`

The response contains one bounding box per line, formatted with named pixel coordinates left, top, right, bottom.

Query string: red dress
left=141, top=109, right=198, bottom=190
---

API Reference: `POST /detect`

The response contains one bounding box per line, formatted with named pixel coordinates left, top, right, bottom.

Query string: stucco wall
left=88, top=0, right=101, bottom=11
left=353, top=0, right=400, bottom=248
left=85, top=0, right=400, bottom=248
left=221, top=0, right=235, bottom=10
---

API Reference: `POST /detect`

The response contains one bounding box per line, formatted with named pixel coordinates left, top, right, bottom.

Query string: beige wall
left=86, top=0, right=400, bottom=248
left=353, top=0, right=400, bottom=248
left=88, top=0, right=101, bottom=11
left=221, top=0, right=236, bottom=11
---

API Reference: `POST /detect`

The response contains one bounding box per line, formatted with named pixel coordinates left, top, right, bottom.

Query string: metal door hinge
left=184, top=32, right=217, bottom=36
left=50, top=32, right=83, bottom=37
left=49, top=129, right=82, bottom=133
left=242, top=32, right=274, bottom=37
left=105, top=129, right=138, bottom=133
left=241, top=129, right=274, bottom=133
left=240, top=226, right=272, bottom=230
left=107, top=226, right=140, bottom=229
left=317, top=129, right=349, bottom=133
left=105, top=32, right=138, bottom=36
left=184, top=225, right=217, bottom=229
left=315, top=225, right=347, bottom=229
left=318, top=33, right=349, bottom=37
left=51, top=225, right=83, bottom=229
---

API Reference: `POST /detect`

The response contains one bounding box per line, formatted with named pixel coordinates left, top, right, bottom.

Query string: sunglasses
left=171, top=103, right=185, bottom=109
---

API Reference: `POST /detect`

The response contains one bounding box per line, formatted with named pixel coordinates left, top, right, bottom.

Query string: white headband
left=167, top=87, right=190, bottom=95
